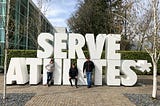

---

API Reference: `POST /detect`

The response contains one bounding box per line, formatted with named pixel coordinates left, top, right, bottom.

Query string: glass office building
left=0, top=0, right=56, bottom=67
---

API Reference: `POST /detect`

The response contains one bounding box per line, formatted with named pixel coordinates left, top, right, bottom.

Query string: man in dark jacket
left=83, top=57, right=95, bottom=88
left=69, top=63, right=78, bottom=88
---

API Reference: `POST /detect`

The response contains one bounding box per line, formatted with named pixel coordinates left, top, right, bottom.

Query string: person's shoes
left=76, top=86, right=78, bottom=88
left=87, top=86, right=91, bottom=88
left=71, top=85, right=73, bottom=87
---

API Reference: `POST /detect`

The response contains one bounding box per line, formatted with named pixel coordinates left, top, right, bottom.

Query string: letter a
left=7, top=58, right=29, bottom=84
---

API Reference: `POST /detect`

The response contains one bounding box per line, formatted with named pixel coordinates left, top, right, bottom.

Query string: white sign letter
left=7, top=58, right=29, bottom=84
left=106, top=60, right=120, bottom=86
left=121, top=60, right=137, bottom=86
left=26, top=58, right=42, bottom=84
left=63, top=59, right=71, bottom=85
left=54, top=33, right=67, bottom=58
left=106, top=34, right=121, bottom=59
left=68, top=33, right=85, bottom=59
left=37, top=33, right=54, bottom=58
left=93, top=59, right=106, bottom=85
left=86, top=34, right=106, bottom=59
left=106, top=34, right=121, bottom=86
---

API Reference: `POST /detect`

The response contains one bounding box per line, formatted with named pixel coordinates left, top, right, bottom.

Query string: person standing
left=69, top=63, right=78, bottom=88
left=83, top=57, right=95, bottom=88
left=45, top=59, right=54, bottom=86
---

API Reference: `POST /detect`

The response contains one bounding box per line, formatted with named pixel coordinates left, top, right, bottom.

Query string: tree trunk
left=3, top=0, right=10, bottom=99
left=152, top=0, right=158, bottom=99
left=152, top=61, right=157, bottom=98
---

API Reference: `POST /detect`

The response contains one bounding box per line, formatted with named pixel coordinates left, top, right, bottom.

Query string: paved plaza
left=0, top=74, right=160, bottom=106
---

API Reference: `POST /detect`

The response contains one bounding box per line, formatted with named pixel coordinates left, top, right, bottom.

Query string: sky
left=32, top=0, right=78, bottom=28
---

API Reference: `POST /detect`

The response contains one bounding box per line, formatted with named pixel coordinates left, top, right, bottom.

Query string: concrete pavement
left=0, top=74, right=159, bottom=106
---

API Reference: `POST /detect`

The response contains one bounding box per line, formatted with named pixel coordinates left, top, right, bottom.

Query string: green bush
left=120, top=51, right=150, bottom=60
left=7, top=50, right=37, bottom=65
left=8, top=50, right=37, bottom=58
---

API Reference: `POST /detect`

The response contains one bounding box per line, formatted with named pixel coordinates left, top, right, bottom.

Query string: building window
left=0, top=0, right=6, bottom=3
left=0, top=2, right=6, bottom=15
left=0, top=28, right=5, bottom=42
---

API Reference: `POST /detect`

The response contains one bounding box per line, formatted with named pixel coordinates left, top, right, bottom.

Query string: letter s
left=121, top=60, right=137, bottom=86
left=37, top=33, right=54, bottom=58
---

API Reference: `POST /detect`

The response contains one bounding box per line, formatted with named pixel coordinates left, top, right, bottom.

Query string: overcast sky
left=32, top=0, right=77, bottom=28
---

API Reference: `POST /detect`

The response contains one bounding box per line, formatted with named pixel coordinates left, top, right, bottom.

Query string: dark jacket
left=69, top=67, right=78, bottom=78
left=83, top=60, right=95, bottom=72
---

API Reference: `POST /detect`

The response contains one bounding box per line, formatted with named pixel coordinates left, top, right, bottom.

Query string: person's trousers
left=86, top=72, right=92, bottom=87
left=69, top=77, right=78, bottom=86
left=47, top=72, right=53, bottom=84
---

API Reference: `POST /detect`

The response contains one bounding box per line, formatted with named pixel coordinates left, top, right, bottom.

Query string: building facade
left=0, top=0, right=56, bottom=68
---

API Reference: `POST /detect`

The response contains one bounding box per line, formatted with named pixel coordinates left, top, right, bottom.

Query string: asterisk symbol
left=136, top=60, right=152, bottom=72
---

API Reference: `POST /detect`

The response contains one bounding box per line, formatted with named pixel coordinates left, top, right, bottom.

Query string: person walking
left=69, top=63, right=78, bottom=88
left=45, top=59, right=55, bottom=86
left=83, top=57, right=95, bottom=88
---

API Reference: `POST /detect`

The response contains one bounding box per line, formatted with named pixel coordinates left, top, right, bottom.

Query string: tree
left=3, top=0, right=10, bottom=100
left=120, top=0, right=159, bottom=51
left=112, top=0, right=154, bottom=50
left=67, top=0, right=124, bottom=36
left=145, top=0, right=160, bottom=99
left=123, top=0, right=160, bottom=98
left=37, top=0, right=52, bottom=15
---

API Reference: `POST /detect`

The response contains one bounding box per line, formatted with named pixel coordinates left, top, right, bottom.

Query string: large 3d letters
left=54, top=59, right=62, bottom=85
left=26, top=58, right=42, bottom=84
left=93, top=60, right=106, bottom=85
left=85, top=34, right=106, bottom=59
left=37, top=33, right=54, bottom=58
left=54, top=33, right=67, bottom=58
left=68, top=33, right=85, bottom=59
left=106, top=34, right=121, bottom=86
left=63, top=59, right=71, bottom=85
left=7, top=58, right=28, bottom=84
left=6, top=33, right=148, bottom=86
left=121, top=60, right=137, bottom=86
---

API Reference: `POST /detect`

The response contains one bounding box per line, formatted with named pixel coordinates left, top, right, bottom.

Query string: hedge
left=8, top=50, right=37, bottom=58
left=7, top=50, right=37, bottom=66
left=7, top=50, right=160, bottom=75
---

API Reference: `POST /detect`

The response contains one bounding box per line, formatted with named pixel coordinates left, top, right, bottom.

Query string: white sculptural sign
left=6, top=33, right=152, bottom=86
left=7, top=58, right=28, bottom=84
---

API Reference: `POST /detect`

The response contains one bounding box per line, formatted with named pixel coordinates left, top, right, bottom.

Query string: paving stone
left=0, top=74, right=159, bottom=106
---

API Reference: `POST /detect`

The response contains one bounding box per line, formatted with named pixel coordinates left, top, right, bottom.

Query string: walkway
left=0, top=74, right=159, bottom=106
